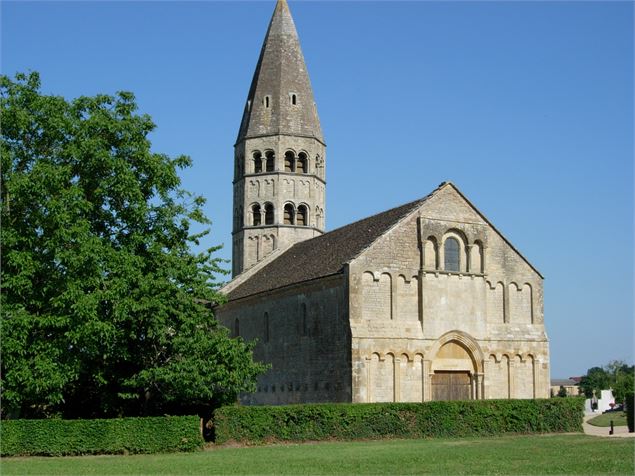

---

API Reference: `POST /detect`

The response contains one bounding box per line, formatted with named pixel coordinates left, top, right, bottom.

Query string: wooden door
left=431, top=371, right=471, bottom=401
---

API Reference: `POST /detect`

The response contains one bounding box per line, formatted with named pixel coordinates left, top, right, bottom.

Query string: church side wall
left=348, top=185, right=549, bottom=403
left=216, top=274, right=351, bottom=404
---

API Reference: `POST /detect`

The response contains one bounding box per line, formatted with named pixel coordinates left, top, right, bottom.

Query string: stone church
left=216, top=0, right=550, bottom=404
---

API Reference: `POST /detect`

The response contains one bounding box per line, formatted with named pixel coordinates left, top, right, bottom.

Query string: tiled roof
left=225, top=195, right=430, bottom=301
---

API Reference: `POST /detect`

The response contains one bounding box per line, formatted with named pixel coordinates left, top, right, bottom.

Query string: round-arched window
left=444, top=237, right=460, bottom=272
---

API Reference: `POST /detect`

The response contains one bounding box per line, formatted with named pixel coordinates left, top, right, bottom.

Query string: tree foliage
left=579, top=361, right=634, bottom=403
left=1, top=72, right=267, bottom=419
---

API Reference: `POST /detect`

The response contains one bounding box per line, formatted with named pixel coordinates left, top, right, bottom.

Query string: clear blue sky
left=3, top=0, right=633, bottom=379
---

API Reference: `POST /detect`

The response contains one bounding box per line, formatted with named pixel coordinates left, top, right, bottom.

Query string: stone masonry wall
left=216, top=274, right=351, bottom=404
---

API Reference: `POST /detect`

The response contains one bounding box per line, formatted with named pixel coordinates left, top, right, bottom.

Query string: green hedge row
left=626, top=392, right=634, bottom=433
left=214, top=398, right=584, bottom=444
left=0, top=416, right=204, bottom=456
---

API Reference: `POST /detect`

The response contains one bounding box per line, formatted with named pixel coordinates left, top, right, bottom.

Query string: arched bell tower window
left=284, top=203, right=295, bottom=225
left=264, top=203, right=274, bottom=225
left=284, top=151, right=295, bottom=172
left=297, top=205, right=307, bottom=226
left=298, top=152, right=308, bottom=174
left=265, top=151, right=275, bottom=172
left=253, top=151, right=262, bottom=174
left=252, top=204, right=261, bottom=226
left=444, top=237, right=460, bottom=272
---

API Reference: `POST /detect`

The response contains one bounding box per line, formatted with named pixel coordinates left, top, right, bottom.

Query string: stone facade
left=347, top=185, right=549, bottom=402
left=217, top=183, right=550, bottom=404
left=216, top=1, right=550, bottom=404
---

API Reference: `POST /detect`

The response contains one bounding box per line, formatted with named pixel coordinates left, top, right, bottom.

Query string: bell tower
left=232, top=0, right=326, bottom=277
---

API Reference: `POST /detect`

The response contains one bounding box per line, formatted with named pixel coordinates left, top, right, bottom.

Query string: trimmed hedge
left=0, top=415, right=204, bottom=457
left=214, top=398, right=584, bottom=444
left=626, top=392, right=634, bottom=433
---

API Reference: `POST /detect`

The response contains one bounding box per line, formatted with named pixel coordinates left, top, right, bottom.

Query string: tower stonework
left=232, top=0, right=326, bottom=277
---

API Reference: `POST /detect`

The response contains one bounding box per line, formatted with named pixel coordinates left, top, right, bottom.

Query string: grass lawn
left=1, top=434, right=633, bottom=475
left=588, top=412, right=628, bottom=427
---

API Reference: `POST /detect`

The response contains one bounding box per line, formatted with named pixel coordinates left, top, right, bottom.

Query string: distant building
left=216, top=0, right=550, bottom=404
left=550, top=378, right=581, bottom=397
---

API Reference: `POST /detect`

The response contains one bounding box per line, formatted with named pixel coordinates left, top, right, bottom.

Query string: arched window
left=253, top=151, right=262, bottom=174
left=252, top=204, right=261, bottom=226
left=444, top=237, right=460, bottom=272
left=234, top=318, right=240, bottom=337
left=301, top=303, right=307, bottom=336
left=298, top=152, right=308, bottom=173
left=284, top=151, right=295, bottom=172
left=264, top=203, right=274, bottom=225
left=264, top=312, right=270, bottom=343
left=265, top=151, right=275, bottom=172
left=283, top=203, right=295, bottom=225
left=291, top=94, right=297, bottom=105
left=297, top=205, right=307, bottom=226
left=264, top=95, right=270, bottom=108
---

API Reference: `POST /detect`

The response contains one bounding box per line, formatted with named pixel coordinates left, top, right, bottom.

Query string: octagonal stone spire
left=236, top=0, right=323, bottom=144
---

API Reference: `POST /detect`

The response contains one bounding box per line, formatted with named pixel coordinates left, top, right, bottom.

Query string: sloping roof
left=224, top=181, right=544, bottom=302
left=236, top=0, right=323, bottom=144
left=551, top=379, right=579, bottom=387
left=225, top=195, right=431, bottom=301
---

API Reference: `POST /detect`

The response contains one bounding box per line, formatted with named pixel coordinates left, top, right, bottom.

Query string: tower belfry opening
left=232, top=0, right=326, bottom=277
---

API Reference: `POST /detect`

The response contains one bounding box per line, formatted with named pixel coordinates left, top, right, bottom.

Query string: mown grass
left=588, top=412, right=628, bottom=427
left=2, top=434, right=633, bottom=475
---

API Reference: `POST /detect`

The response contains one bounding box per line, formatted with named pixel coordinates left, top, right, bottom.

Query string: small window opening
left=265, top=151, right=275, bottom=172
left=265, top=203, right=274, bottom=225
left=298, top=152, right=308, bottom=174
left=253, top=151, right=262, bottom=173
left=284, top=204, right=295, bottom=225
left=264, top=95, right=270, bottom=108
left=252, top=204, right=261, bottom=226
left=284, top=151, right=295, bottom=172
left=264, top=312, right=270, bottom=343
left=291, top=94, right=297, bottom=105
left=297, top=205, right=307, bottom=226
left=301, top=303, right=307, bottom=336
left=234, top=318, right=240, bottom=337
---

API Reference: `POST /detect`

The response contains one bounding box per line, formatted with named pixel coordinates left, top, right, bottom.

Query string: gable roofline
left=441, top=181, right=544, bottom=279
left=222, top=193, right=432, bottom=302
left=221, top=181, right=543, bottom=303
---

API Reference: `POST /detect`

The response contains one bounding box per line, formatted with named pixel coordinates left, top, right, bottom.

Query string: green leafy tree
left=557, top=386, right=568, bottom=398
left=606, top=361, right=634, bottom=403
left=578, top=361, right=634, bottom=403
left=579, top=367, right=610, bottom=399
left=1, top=72, right=267, bottom=419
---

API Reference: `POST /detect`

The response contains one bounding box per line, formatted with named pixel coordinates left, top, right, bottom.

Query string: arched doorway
left=429, top=332, right=484, bottom=401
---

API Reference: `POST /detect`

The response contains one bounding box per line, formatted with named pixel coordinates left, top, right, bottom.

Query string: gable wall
left=348, top=185, right=549, bottom=403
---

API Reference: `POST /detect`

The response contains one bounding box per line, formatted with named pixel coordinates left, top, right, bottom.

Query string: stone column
left=423, top=360, right=432, bottom=401
left=508, top=358, right=516, bottom=399
left=482, top=359, right=492, bottom=399
left=366, top=356, right=372, bottom=403
left=503, top=282, right=509, bottom=323
left=475, top=372, right=484, bottom=400
left=394, top=357, right=401, bottom=402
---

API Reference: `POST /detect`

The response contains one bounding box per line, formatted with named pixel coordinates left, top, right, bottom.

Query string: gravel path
left=583, top=412, right=634, bottom=438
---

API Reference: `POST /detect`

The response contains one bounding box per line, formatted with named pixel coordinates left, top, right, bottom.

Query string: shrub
left=214, top=398, right=584, bottom=444
left=0, top=416, right=204, bottom=456
left=626, top=392, right=634, bottom=433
